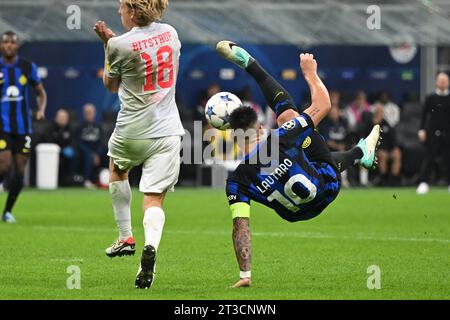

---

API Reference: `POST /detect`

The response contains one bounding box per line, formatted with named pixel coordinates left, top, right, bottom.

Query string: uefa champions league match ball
left=205, top=92, right=242, bottom=130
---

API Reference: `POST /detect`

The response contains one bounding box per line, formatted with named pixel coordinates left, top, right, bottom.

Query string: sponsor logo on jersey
left=2, top=85, right=24, bottom=102
left=19, top=74, right=28, bottom=86
left=282, top=120, right=296, bottom=131
left=228, top=195, right=237, bottom=201
left=302, top=136, right=312, bottom=149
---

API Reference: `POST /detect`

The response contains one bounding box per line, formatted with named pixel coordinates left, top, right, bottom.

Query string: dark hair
left=229, top=106, right=258, bottom=130
left=2, top=31, right=17, bottom=40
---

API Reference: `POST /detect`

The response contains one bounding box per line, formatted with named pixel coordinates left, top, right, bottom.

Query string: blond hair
left=125, top=0, right=169, bottom=26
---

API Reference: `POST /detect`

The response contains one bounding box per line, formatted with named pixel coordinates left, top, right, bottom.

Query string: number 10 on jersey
left=141, top=45, right=174, bottom=92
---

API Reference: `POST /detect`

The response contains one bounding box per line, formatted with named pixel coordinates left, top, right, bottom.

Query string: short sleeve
left=105, top=38, right=121, bottom=78
left=30, top=63, right=41, bottom=86
left=277, top=113, right=315, bottom=147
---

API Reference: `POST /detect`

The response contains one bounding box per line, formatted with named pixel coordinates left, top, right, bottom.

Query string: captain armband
left=230, top=202, right=251, bottom=219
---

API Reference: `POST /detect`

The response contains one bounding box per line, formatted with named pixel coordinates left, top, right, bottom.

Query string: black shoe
left=135, top=245, right=156, bottom=289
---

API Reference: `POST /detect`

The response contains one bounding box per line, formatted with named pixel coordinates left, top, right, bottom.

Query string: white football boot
left=416, top=182, right=429, bottom=195
left=357, top=125, right=382, bottom=170
left=105, top=236, right=136, bottom=257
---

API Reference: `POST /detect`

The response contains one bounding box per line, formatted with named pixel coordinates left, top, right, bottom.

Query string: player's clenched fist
left=300, top=53, right=317, bottom=78
left=94, top=21, right=116, bottom=45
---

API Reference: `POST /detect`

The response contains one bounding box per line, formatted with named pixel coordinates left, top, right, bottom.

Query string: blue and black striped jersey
left=0, top=56, right=41, bottom=135
left=226, top=113, right=341, bottom=222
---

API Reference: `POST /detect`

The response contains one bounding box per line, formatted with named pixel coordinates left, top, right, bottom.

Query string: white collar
left=435, top=89, right=449, bottom=96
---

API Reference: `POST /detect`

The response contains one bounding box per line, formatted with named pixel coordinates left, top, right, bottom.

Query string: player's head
left=436, top=72, right=449, bottom=91
left=354, top=90, right=367, bottom=108
left=230, top=105, right=264, bottom=134
left=378, top=90, right=391, bottom=104
left=229, top=106, right=265, bottom=153
left=372, top=104, right=384, bottom=125
left=119, top=0, right=169, bottom=29
left=329, top=90, right=340, bottom=106
left=83, top=103, right=97, bottom=123
left=329, top=104, right=340, bottom=122
left=55, top=109, right=70, bottom=128
left=0, top=31, right=19, bottom=60
left=229, top=106, right=259, bottom=131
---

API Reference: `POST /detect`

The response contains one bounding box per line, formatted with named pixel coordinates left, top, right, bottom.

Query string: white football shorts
left=108, top=132, right=181, bottom=193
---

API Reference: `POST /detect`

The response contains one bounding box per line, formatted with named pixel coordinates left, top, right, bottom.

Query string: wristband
left=240, top=270, right=251, bottom=279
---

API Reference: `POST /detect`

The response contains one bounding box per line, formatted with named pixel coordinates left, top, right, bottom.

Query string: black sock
left=331, top=147, right=364, bottom=173
left=246, top=61, right=297, bottom=116
left=3, top=175, right=24, bottom=214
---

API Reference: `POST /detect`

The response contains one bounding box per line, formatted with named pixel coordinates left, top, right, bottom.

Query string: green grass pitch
left=0, top=187, right=449, bottom=300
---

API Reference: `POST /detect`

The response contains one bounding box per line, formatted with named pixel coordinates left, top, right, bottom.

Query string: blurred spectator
left=320, top=104, right=350, bottom=187
left=329, top=90, right=342, bottom=109
left=77, top=103, right=104, bottom=189
left=397, top=92, right=424, bottom=182
left=344, top=90, right=372, bottom=186
left=344, top=91, right=371, bottom=134
left=47, top=109, right=76, bottom=186
left=321, top=105, right=348, bottom=152
left=176, top=94, right=194, bottom=129
left=371, top=105, right=402, bottom=186
left=397, top=92, right=422, bottom=149
left=210, top=130, right=240, bottom=161
left=372, top=91, right=401, bottom=128
left=417, top=72, right=450, bottom=194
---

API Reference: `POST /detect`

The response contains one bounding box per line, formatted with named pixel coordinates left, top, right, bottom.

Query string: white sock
left=143, top=207, right=165, bottom=250
left=109, top=180, right=132, bottom=241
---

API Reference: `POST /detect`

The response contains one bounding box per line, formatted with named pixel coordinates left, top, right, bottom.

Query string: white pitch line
left=27, top=225, right=450, bottom=244
left=166, top=230, right=450, bottom=244
left=50, top=258, right=84, bottom=263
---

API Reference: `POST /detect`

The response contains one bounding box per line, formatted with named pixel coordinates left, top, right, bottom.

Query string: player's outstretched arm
left=300, top=53, right=331, bottom=127
left=231, top=217, right=252, bottom=288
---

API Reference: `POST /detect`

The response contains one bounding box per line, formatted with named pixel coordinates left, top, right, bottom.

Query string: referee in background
left=416, top=72, right=450, bottom=194
left=0, top=31, right=47, bottom=222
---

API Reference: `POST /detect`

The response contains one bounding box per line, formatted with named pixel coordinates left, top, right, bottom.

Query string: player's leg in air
left=216, top=40, right=380, bottom=172
left=217, top=41, right=381, bottom=287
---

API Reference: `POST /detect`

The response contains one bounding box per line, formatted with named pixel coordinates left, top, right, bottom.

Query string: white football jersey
left=105, top=23, right=185, bottom=139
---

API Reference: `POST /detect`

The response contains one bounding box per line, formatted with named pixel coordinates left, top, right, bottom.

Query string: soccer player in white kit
left=94, top=0, right=184, bottom=289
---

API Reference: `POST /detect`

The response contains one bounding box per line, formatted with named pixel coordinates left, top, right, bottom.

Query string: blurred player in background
left=416, top=72, right=450, bottom=194
left=0, top=31, right=47, bottom=223
left=216, top=41, right=381, bottom=287
left=77, top=103, right=104, bottom=189
left=94, top=0, right=184, bottom=289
